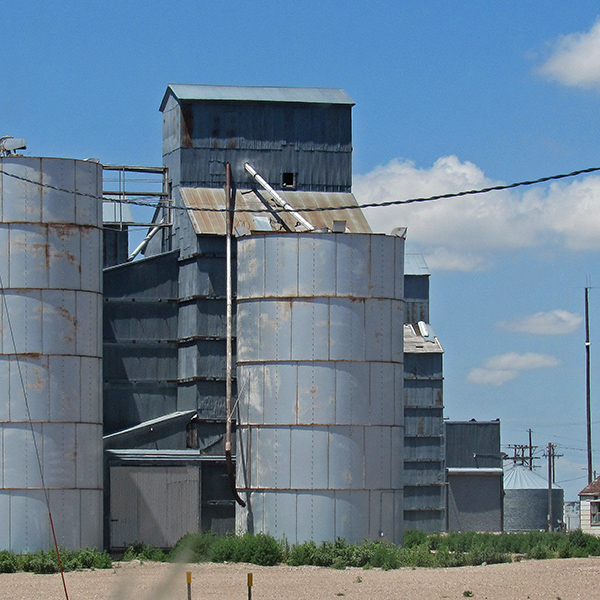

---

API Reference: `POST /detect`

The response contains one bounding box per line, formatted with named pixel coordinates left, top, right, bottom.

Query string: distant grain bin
left=236, top=232, right=405, bottom=544
left=0, top=157, right=103, bottom=552
left=504, top=465, right=564, bottom=532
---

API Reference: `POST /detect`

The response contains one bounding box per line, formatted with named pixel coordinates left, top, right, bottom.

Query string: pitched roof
left=579, top=475, right=600, bottom=495
left=160, top=84, right=354, bottom=111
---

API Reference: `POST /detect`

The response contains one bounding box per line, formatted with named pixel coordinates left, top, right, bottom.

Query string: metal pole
left=224, top=163, right=245, bottom=508
left=248, top=572, right=253, bottom=600
left=586, top=286, right=593, bottom=484
left=186, top=571, right=192, bottom=600
left=547, top=442, right=553, bottom=532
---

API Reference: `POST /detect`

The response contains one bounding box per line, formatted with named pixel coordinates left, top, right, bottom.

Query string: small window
left=591, top=501, right=600, bottom=526
left=282, top=172, right=295, bottom=188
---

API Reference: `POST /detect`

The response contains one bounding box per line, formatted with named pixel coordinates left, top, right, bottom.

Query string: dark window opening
left=282, top=172, right=295, bottom=188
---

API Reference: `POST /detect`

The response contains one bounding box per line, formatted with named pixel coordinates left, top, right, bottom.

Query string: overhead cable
left=1, top=164, right=600, bottom=214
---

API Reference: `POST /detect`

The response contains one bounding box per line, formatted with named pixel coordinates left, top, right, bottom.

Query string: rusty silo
left=0, top=156, right=103, bottom=552
left=236, top=232, right=405, bottom=544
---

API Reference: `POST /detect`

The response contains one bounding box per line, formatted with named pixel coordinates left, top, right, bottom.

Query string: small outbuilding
left=579, top=476, right=600, bottom=536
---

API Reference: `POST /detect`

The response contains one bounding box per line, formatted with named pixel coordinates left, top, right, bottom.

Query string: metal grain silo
left=0, top=157, right=103, bottom=552
left=236, top=232, right=404, bottom=544
left=504, top=465, right=564, bottom=532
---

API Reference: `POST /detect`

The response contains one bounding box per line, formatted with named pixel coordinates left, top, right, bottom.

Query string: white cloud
left=498, top=310, right=582, bottom=335
left=467, top=352, right=560, bottom=386
left=538, top=19, right=600, bottom=90
left=355, top=156, right=600, bottom=271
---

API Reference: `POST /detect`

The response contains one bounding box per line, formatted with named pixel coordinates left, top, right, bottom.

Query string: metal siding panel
left=290, top=426, right=328, bottom=489
left=291, top=299, right=329, bottom=361
left=76, top=423, right=102, bottom=488
left=296, top=491, right=335, bottom=543
left=328, top=298, right=365, bottom=361
left=264, top=236, right=298, bottom=297
left=334, top=491, right=370, bottom=542
left=2, top=159, right=42, bottom=223
left=80, top=489, right=103, bottom=548
left=365, top=427, right=392, bottom=489
left=10, top=491, right=49, bottom=552
left=369, top=362, right=396, bottom=425
left=9, top=224, right=49, bottom=288
left=334, top=362, right=369, bottom=425
left=395, top=238, right=405, bottom=301
left=297, top=363, right=336, bottom=424
left=369, top=235, right=395, bottom=299
left=42, top=289, right=76, bottom=355
left=262, top=491, right=297, bottom=541
left=236, top=300, right=259, bottom=362
left=3, top=423, right=43, bottom=488
left=297, top=235, right=337, bottom=296
left=256, top=427, right=291, bottom=489
left=42, top=423, right=76, bottom=487
left=237, top=236, right=264, bottom=298
left=391, top=301, right=405, bottom=363
left=0, top=358, right=8, bottom=421
left=48, top=225, right=81, bottom=290
left=391, top=427, right=404, bottom=488
left=328, top=426, right=365, bottom=489
left=9, top=355, right=49, bottom=422
left=335, top=235, right=370, bottom=297
left=3, top=290, right=43, bottom=354
left=263, top=363, right=297, bottom=424
left=239, top=365, right=265, bottom=425
left=0, top=493, right=8, bottom=548
left=365, top=299, right=392, bottom=362
left=258, top=300, right=292, bottom=361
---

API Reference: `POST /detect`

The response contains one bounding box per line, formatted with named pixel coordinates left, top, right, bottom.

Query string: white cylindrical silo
left=0, top=157, right=103, bottom=552
left=236, top=233, right=404, bottom=544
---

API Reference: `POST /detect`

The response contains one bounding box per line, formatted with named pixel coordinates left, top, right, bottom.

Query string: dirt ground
left=1, top=557, right=599, bottom=600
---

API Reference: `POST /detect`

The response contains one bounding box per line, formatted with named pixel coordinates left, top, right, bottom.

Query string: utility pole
left=545, top=442, right=563, bottom=532
left=586, top=286, right=593, bottom=484
left=528, top=429, right=533, bottom=470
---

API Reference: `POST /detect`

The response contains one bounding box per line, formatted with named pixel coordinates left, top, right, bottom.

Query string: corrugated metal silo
left=504, top=465, right=564, bottom=532
left=236, top=232, right=404, bottom=544
left=0, top=157, right=103, bottom=552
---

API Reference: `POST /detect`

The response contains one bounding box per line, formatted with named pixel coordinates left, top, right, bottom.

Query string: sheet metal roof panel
left=404, top=324, right=444, bottom=354
left=504, top=465, right=561, bottom=490
left=405, top=253, right=430, bottom=276
left=180, top=188, right=372, bottom=235
left=161, top=85, right=354, bottom=111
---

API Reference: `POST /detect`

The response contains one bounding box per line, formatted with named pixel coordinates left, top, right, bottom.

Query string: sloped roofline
left=160, top=84, right=354, bottom=112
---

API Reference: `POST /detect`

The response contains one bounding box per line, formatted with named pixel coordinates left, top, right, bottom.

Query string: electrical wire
left=1, top=164, right=600, bottom=213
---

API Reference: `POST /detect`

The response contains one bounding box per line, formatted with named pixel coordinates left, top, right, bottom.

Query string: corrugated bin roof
left=504, top=464, right=561, bottom=490
left=180, top=187, right=371, bottom=235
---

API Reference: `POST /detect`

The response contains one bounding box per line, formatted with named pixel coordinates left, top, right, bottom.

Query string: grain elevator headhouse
left=104, top=85, right=405, bottom=549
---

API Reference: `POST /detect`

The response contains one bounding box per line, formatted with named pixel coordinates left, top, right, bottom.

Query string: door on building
left=110, top=465, right=200, bottom=550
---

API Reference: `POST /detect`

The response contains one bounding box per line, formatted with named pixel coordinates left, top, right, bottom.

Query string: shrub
left=0, top=550, right=17, bottom=573
left=122, top=543, right=166, bottom=562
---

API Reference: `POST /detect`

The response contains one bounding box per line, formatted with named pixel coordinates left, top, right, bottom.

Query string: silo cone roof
left=504, top=464, right=562, bottom=490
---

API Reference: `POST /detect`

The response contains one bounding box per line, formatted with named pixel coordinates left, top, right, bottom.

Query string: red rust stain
left=56, top=306, right=78, bottom=328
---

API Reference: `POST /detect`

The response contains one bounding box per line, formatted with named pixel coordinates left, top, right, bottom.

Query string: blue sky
left=3, top=1, right=600, bottom=500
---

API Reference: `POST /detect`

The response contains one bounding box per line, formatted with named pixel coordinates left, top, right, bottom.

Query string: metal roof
left=160, top=84, right=354, bottom=111
left=504, top=464, right=560, bottom=490
left=403, top=323, right=443, bottom=353
left=180, top=187, right=372, bottom=235
left=579, top=475, right=600, bottom=496
left=405, top=253, right=430, bottom=276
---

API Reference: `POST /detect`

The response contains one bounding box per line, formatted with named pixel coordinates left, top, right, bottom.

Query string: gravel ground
left=1, top=557, right=599, bottom=600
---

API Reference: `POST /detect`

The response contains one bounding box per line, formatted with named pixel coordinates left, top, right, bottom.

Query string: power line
left=1, top=164, right=600, bottom=213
